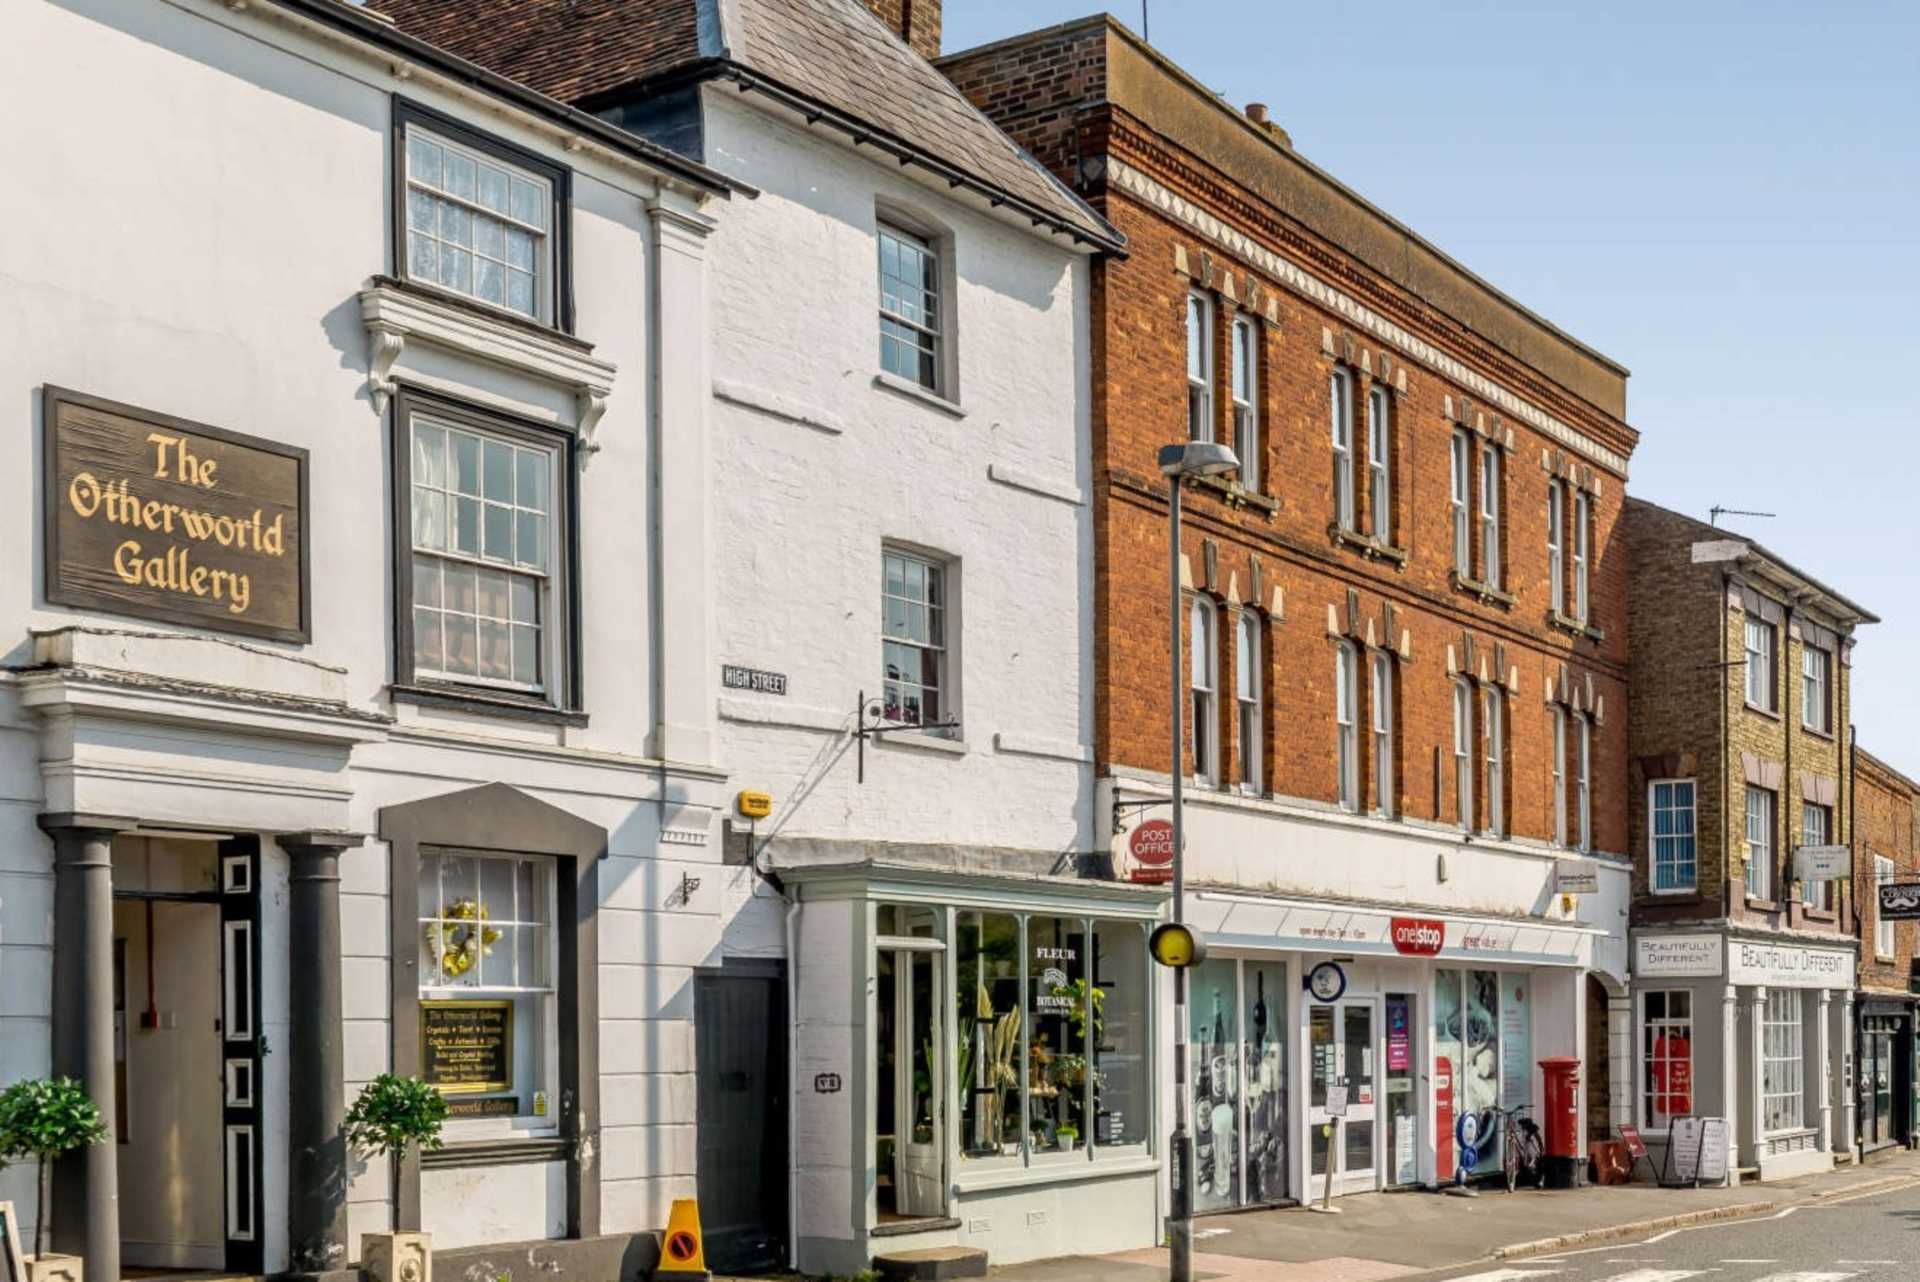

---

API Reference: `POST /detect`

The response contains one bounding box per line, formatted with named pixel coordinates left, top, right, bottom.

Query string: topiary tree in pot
left=0, top=1077, right=109, bottom=1260
left=346, top=1074, right=449, bottom=1274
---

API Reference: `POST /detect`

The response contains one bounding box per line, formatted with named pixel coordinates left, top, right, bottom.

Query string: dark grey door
left=695, top=966, right=788, bottom=1273
left=218, top=835, right=265, bottom=1274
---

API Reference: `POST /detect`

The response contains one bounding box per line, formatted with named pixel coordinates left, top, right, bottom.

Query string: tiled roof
left=371, top=0, right=1119, bottom=248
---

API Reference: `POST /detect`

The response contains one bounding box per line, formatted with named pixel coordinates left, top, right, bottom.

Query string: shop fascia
left=1186, top=890, right=1604, bottom=968
left=1633, top=931, right=1858, bottom=988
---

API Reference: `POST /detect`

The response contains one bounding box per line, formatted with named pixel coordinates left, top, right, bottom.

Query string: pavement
left=983, top=1150, right=1920, bottom=1282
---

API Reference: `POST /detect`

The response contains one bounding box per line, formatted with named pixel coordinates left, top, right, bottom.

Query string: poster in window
left=1433, top=970, right=1462, bottom=1177
left=1653, top=1029, right=1693, bottom=1118
left=1465, top=970, right=1501, bottom=1166
left=421, top=999, right=513, bottom=1094
left=1242, top=963, right=1287, bottom=1203
left=1191, top=959, right=1239, bottom=1211
left=1499, top=978, right=1531, bottom=1110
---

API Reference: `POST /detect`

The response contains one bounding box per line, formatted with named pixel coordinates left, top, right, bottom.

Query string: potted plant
left=0, top=1076, right=107, bottom=1276
left=346, top=1074, right=448, bottom=1277
left=1054, top=1123, right=1080, bottom=1153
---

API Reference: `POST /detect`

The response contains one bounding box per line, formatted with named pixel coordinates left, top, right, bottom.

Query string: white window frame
left=1479, top=445, right=1502, bottom=588
left=1450, top=431, right=1471, bottom=576
left=1482, top=687, right=1504, bottom=836
left=1231, top=314, right=1259, bottom=490
left=1552, top=707, right=1568, bottom=848
left=1452, top=678, right=1474, bottom=832
left=1367, top=383, right=1391, bottom=543
left=1639, top=988, right=1694, bottom=1132
left=1188, top=293, right=1213, bottom=443
left=1370, top=651, right=1394, bottom=817
left=878, top=222, right=944, bottom=392
left=1762, top=988, right=1806, bottom=1133
left=1236, top=610, right=1261, bottom=792
left=1745, top=784, right=1776, bottom=901
left=1573, top=490, right=1591, bottom=624
left=1547, top=481, right=1565, bottom=615
left=406, top=405, right=565, bottom=701
left=1191, top=597, right=1218, bottom=786
left=1877, top=854, right=1897, bottom=958
left=1649, top=778, right=1698, bottom=893
left=1745, top=616, right=1777, bottom=712
left=1801, top=645, right=1832, bottom=734
left=401, top=119, right=558, bottom=325
left=1330, top=368, right=1356, bottom=531
left=881, top=548, right=952, bottom=733
left=1800, top=802, right=1833, bottom=910
left=1577, top=714, right=1593, bottom=853
left=1335, top=641, right=1359, bottom=811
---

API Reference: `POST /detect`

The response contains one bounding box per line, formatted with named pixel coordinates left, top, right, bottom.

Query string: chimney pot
left=1246, top=102, right=1269, bottom=124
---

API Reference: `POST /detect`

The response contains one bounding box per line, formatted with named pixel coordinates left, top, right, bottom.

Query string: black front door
left=218, top=836, right=265, bottom=1273
left=694, top=965, right=789, bottom=1273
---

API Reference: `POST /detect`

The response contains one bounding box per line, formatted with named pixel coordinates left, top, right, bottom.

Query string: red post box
left=1539, top=1056, right=1582, bottom=1189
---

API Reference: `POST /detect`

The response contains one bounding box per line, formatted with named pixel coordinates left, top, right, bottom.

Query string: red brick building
left=1854, top=747, right=1919, bottom=1153
left=943, top=17, right=1638, bottom=1202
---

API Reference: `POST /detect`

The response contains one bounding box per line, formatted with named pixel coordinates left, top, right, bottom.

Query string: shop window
left=1649, top=779, right=1697, bottom=892
left=1640, top=989, right=1693, bottom=1130
left=399, top=394, right=573, bottom=712
left=417, top=849, right=555, bottom=1130
left=1192, top=957, right=1241, bottom=1211
left=1762, top=988, right=1806, bottom=1132
left=1434, top=970, right=1526, bottom=1177
left=1028, top=915, right=1089, bottom=1153
left=1091, top=922, right=1150, bottom=1148
left=956, top=911, right=1021, bottom=1159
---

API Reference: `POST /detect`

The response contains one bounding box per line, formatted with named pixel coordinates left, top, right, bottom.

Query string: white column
left=1722, top=986, right=1741, bottom=1180
left=1607, top=991, right=1633, bottom=1133
left=1747, top=985, right=1768, bottom=1169
left=645, top=189, right=719, bottom=767
left=1816, top=988, right=1833, bottom=1152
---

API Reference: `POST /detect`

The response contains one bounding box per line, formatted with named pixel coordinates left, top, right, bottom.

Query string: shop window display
left=1434, top=969, right=1524, bottom=1179
left=1191, top=957, right=1241, bottom=1210
left=956, top=911, right=1021, bottom=1158
left=1028, top=916, right=1088, bottom=1152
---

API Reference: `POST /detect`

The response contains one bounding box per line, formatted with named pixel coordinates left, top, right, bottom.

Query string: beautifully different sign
left=1879, top=882, right=1920, bottom=921
left=1634, top=933, right=1725, bottom=979
left=420, top=999, right=513, bottom=1093
left=44, top=388, right=309, bottom=641
left=1726, top=940, right=1854, bottom=989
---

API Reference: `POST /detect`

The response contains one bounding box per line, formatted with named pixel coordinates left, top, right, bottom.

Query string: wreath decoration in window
left=426, top=898, right=502, bottom=979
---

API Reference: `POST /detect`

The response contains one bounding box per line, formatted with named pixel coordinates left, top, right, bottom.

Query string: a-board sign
left=421, top=999, right=513, bottom=1094
left=1662, top=1115, right=1731, bottom=1187
left=1696, top=1117, right=1731, bottom=1186
left=44, top=387, right=309, bottom=642
left=1617, top=1122, right=1648, bottom=1159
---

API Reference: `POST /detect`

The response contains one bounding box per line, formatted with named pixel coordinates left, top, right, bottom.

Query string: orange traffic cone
left=656, top=1198, right=710, bottom=1280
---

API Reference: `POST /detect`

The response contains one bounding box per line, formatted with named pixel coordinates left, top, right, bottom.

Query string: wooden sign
left=44, top=387, right=309, bottom=642
left=421, top=999, right=513, bottom=1094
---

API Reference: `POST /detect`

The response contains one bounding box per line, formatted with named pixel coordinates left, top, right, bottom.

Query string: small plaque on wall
left=421, top=999, right=513, bottom=1094
left=43, top=387, right=310, bottom=641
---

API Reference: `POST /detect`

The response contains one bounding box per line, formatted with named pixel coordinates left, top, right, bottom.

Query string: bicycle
left=1487, top=1103, right=1543, bottom=1192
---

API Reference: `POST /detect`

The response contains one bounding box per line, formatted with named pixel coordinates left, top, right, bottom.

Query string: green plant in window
left=0, top=1076, right=108, bottom=1258
left=1050, top=977, right=1106, bottom=1044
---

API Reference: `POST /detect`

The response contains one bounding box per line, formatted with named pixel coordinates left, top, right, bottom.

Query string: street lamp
left=1158, top=440, right=1236, bottom=1282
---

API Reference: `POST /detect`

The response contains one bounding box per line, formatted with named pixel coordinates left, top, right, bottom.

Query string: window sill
left=1801, top=723, right=1837, bottom=742
left=1745, top=896, right=1781, bottom=911
left=1650, top=885, right=1701, bottom=897
left=877, top=727, right=967, bottom=756
left=1744, top=701, right=1782, bottom=721
left=1803, top=908, right=1839, bottom=923
left=950, top=1150, right=1159, bottom=1194
left=1549, top=610, right=1607, bottom=643
left=360, top=278, right=616, bottom=433
left=873, top=370, right=966, bottom=418
left=390, top=682, right=588, bottom=728
left=871, top=1216, right=962, bottom=1238
left=1330, top=525, right=1409, bottom=567
left=1192, top=473, right=1280, bottom=515
left=420, top=1135, right=567, bottom=1168
left=1449, top=570, right=1515, bottom=609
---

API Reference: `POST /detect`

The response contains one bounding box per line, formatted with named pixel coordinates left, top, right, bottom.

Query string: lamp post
left=1157, top=440, right=1237, bottom=1282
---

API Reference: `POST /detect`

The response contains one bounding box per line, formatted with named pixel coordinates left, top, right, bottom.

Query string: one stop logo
left=1389, top=916, right=1445, bottom=956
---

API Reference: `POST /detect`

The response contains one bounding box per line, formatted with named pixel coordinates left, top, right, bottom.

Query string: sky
left=943, top=1, right=1920, bottom=759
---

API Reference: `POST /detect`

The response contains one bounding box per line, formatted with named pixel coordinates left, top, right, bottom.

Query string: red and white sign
left=1389, top=917, right=1446, bottom=957
left=1128, top=819, right=1174, bottom=884
left=1652, top=1033, right=1693, bottom=1117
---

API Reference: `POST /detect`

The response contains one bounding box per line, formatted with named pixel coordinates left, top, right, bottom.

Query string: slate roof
left=370, top=0, right=1120, bottom=249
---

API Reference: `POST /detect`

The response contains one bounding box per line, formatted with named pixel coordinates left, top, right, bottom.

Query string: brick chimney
left=862, top=0, right=941, bottom=62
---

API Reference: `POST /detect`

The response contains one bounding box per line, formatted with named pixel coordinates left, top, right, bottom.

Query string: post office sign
left=44, top=387, right=309, bottom=642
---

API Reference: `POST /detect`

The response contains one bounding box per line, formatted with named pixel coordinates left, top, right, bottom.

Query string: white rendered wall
left=0, top=0, right=725, bottom=1260
left=699, top=90, right=1096, bottom=897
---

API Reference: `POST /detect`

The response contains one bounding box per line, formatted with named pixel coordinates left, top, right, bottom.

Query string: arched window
left=1335, top=642, right=1359, bottom=810
left=1190, top=597, right=1217, bottom=785
left=1552, top=707, right=1569, bottom=847
left=1577, top=714, right=1593, bottom=852
left=1370, top=651, right=1394, bottom=817
left=1483, top=687, right=1505, bottom=836
left=1452, top=678, right=1474, bottom=832
left=1236, top=611, right=1261, bottom=790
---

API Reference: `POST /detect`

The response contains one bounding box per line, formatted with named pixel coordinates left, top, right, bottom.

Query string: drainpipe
left=1722, top=574, right=1733, bottom=919
left=786, top=894, right=802, bottom=1270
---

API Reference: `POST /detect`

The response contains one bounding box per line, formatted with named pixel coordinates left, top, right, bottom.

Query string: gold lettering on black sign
left=44, top=387, right=309, bottom=642
left=420, top=999, right=513, bottom=1094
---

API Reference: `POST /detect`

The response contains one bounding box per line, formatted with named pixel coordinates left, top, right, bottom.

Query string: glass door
left=1384, top=993, right=1418, bottom=1186
left=894, top=948, right=943, bottom=1215
left=1308, top=998, right=1380, bottom=1195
